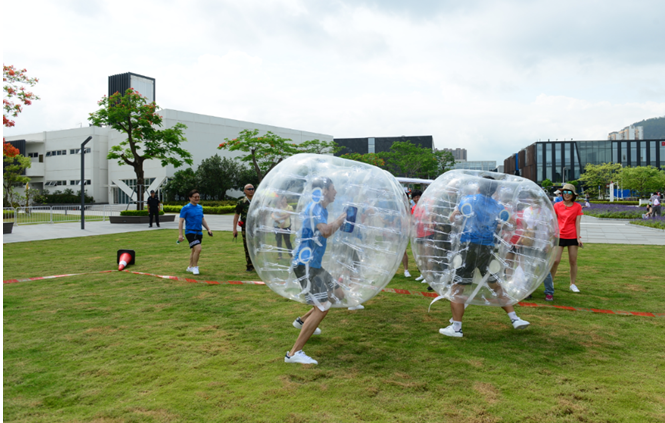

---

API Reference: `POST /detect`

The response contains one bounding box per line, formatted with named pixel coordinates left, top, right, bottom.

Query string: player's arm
left=575, top=214, right=583, bottom=247
left=232, top=213, right=239, bottom=236
left=202, top=216, right=212, bottom=236
left=316, top=213, right=346, bottom=238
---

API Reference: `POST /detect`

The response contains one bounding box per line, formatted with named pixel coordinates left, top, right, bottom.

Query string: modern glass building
left=504, top=139, right=665, bottom=184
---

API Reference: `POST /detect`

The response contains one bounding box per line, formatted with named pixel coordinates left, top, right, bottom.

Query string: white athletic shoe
left=404, top=270, right=411, bottom=278
left=285, top=350, right=318, bottom=364
left=570, top=284, right=580, bottom=293
left=439, top=325, right=463, bottom=338
left=348, top=304, right=365, bottom=310
left=292, top=318, right=321, bottom=335
left=415, top=275, right=424, bottom=281
left=511, top=317, right=530, bottom=330
left=192, top=267, right=200, bottom=275
left=186, top=267, right=193, bottom=273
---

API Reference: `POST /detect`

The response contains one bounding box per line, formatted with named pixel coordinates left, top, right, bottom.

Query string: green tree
left=541, top=179, right=553, bottom=189
left=339, top=152, right=385, bottom=167
left=236, top=165, right=260, bottom=192
left=378, top=141, right=441, bottom=179
left=618, top=166, right=665, bottom=197
left=578, top=163, right=622, bottom=198
left=88, top=88, right=192, bottom=209
left=3, top=153, right=31, bottom=207
left=163, top=168, right=197, bottom=202
left=433, top=149, right=456, bottom=175
left=196, top=155, right=241, bottom=200
left=217, top=129, right=340, bottom=182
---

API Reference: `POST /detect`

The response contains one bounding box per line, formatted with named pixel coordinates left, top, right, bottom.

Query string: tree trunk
left=136, top=165, right=145, bottom=211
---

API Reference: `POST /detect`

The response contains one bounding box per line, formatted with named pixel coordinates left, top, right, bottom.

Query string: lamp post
left=563, top=167, right=567, bottom=184
left=81, top=136, right=92, bottom=229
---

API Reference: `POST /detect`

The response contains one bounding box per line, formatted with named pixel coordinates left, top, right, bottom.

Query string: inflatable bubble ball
left=411, top=170, right=558, bottom=307
left=246, top=154, right=410, bottom=310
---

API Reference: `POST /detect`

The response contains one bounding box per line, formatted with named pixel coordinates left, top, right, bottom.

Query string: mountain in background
left=632, top=116, right=665, bottom=139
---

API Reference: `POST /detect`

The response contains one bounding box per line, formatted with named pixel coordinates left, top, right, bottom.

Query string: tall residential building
left=442, top=148, right=467, bottom=161
left=608, top=125, right=643, bottom=140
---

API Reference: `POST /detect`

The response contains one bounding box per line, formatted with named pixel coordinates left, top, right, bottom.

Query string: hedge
left=120, top=210, right=165, bottom=216
left=162, top=205, right=236, bottom=215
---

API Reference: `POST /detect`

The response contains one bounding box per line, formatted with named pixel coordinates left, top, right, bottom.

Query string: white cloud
left=4, top=0, right=665, bottom=164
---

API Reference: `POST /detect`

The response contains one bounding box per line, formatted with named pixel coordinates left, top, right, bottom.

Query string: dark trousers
left=275, top=227, right=293, bottom=256
left=242, top=229, right=253, bottom=269
left=149, top=210, right=160, bottom=226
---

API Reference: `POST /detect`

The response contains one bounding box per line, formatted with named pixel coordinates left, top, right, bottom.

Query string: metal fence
left=3, top=205, right=128, bottom=225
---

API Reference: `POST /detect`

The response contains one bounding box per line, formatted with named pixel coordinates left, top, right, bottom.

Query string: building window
left=27, top=152, right=39, bottom=158
left=368, top=138, right=375, bottom=154
left=46, top=151, right=51, bottom=157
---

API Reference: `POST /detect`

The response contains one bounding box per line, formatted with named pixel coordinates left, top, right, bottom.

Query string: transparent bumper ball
left=246, top=153, right=410, bottom=309
left=411, top=170, right=558, bottom=307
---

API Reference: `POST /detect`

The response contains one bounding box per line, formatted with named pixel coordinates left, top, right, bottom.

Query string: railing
left=4, top=205, right=128, bottom=225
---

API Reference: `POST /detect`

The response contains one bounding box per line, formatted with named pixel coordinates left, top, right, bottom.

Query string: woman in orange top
left=551, top=183, right=583, bottom=293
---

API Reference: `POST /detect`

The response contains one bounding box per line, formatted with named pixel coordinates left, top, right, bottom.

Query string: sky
left=4, top=0, right=665, bottom=164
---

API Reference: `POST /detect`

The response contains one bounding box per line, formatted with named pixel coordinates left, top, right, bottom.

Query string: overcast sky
left=4, top=0, right=665, bottom=163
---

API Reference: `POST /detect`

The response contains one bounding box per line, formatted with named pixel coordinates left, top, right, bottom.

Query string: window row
left=44, top=148, right=92, bottom=157
left=69, top=148, right=91, bottom=154
left=27, top=152, right=39, bottom=158
left=45, top=180, right=92, bottom=186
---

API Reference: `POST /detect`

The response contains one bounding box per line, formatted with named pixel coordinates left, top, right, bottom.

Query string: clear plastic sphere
left=411, top=170, right=558, bottom=307
left=247, top=154, right=410, bottom=309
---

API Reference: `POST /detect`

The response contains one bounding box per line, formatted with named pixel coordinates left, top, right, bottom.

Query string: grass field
left=3, top=231, right=665, bottom=422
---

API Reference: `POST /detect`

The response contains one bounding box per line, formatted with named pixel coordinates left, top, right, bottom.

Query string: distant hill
left=632, top=116, right=665, bottom=139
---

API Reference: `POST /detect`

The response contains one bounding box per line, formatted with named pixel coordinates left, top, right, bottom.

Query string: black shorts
left=559, top=238, right=579, bottom=247
left=186, top=233, right=203, bottom=249
left=294, top=265, right=340, bottom=305
left=455, top=242, right=498, bottom=285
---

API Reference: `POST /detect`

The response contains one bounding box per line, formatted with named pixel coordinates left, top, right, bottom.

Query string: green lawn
left=4, top=232, right=665, bottom=422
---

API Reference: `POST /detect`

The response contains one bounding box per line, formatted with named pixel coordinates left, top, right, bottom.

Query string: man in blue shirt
left=553, top=190, right=563, bottom=204
left=178, top=189, right=212, bottom=276
left=440, top=176, right=530, bottom=338
left=286, top=177, right=346, bottom=365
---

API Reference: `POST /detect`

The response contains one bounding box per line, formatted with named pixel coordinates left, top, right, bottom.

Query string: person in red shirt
left=551, top=183, right=583, bottom=293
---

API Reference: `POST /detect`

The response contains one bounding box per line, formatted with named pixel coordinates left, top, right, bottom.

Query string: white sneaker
left=348, top=304, right=365, bottom=310
left=192, top=267, right=200, bottom=275
left=570, top=284, right=580, bottom=293
left=186, top=267, right=193, bottom=273
left=285, top=350, right=318, bottom=364
left=439, top=325, right=463, bottom=338
left=404, top=270, right=411, bottom=278
left=511, top=317, right=530, bottom=330
left=292, top=318, right=321, bottom=335
left=415, top=275, right=424, bottom=281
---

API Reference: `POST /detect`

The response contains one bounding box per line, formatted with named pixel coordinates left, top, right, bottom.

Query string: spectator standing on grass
left=650, top=192, right=661, bottom=217
left=147, top=190, right=161, bottom=228
left=233, top=184, right=255, bottom=272
left=178, top=189, right=213, bottom=276
left=271, top=195, right=294, bottom=260
left=551, top=184, right=583, bottom=293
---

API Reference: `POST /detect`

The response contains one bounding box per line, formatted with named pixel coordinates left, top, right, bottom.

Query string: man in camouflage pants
left=233, top=184, right=255, bottom=272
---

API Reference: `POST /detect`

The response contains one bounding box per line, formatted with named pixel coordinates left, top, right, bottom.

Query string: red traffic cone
left=117, top=249, right=136, bottom=271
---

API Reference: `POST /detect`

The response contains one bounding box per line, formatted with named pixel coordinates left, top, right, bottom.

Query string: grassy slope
left=3, top=231, right=665, bottom=422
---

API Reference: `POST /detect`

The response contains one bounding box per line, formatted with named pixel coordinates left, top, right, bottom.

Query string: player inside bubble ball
left=285, top=177, right=347, bottom=365
left=440, top=176, right=531, bottom=338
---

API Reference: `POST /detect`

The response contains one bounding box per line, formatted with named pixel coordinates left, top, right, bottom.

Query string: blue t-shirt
left=458, top=194, right=505, bottom=246
left=293, top=201, right=328, bottom=268
left=553, top=196, right=563, bottom=204
left=179, top=203, right=204, bottom=234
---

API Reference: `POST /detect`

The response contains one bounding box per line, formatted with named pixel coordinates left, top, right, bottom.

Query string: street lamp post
left=81, top=136, right=92, bottom=230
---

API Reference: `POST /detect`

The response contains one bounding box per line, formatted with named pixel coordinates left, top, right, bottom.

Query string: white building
left=5, top=110, right=332, bottom=203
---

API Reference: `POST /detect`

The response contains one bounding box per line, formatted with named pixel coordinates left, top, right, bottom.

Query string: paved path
left=3, top=214, right=664, bottom=245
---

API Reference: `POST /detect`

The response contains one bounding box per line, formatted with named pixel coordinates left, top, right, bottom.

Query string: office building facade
left=504, top=139, right=665, bottom=184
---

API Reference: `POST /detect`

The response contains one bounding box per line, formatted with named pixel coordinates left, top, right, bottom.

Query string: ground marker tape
left=4, top=271, right=661, bottom=318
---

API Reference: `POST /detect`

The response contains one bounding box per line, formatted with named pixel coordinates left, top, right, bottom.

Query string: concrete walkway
left=3, top=213, right=664, bottom=245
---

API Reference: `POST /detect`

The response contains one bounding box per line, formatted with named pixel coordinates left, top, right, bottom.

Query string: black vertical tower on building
left=108, top=72, right=156, bottom=102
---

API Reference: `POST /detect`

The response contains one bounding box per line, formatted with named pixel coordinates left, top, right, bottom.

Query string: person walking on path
left=178, top=189, right=213, bottom=276
left=551, top=183, right=583, bottom=293
left=233, top=184, right=255, bottom=272
left=147, top=190, right=161, bottom=228
left=286, top=177, right=347, bottom=364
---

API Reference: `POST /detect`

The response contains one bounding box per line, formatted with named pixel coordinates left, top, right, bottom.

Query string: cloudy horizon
left=4, top=0, right=665, bottom=163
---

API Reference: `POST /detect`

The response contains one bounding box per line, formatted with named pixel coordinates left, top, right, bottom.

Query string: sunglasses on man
left=246, top=187, right=255, bottom=191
